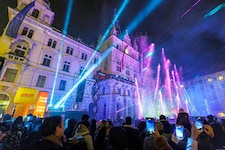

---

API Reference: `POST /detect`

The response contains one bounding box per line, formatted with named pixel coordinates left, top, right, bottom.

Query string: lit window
left=218, top=75, right=224, bottom=80
left=208, top=78, right=213, bottom=82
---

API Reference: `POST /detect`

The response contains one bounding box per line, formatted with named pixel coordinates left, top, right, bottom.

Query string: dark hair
left=125, top=116, right=132, bottom=125
left=198, top=133, right=214, bottom=150
left=108, top=127, right=128, bottom=149
left=40, top=116, right=62, bottom=137
left=81, top=114, right=89, bottom=121
left=159, top=115, right=166, bottom=120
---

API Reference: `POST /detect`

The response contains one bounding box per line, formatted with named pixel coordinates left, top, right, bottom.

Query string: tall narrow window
left=59, top=80, right=66, bottom=91
left=36, top=75, right=46, bottom=87
left=21, top=27, right=28, bottom=35
left=70, top=48, right=73, bottom=55
left=116, top=60, right=121, bottom=72
left=3, top=68, right=18, bottom=82
left=52, top=41, right=57, bottom=48
left=42, top=54, right=52, bottom=66
left=66, top=47, right=70, bottom=54
left=81, top=53, right=87, bottom=60
left=47, top=39, right=52, bottom=47
left=126, top=66, right=130, bottom=75
left=27, top=30, right=34, bottom=38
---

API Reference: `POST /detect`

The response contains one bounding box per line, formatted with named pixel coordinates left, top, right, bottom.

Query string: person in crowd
left=28, top=116, right=65, bottom=150
left=89, top=119, right=97, bottom=143
left=103, top=126, right=129, bottom=150
left=3, top=116, right=27, bottom=150
left=143, top=121, right=165, bottom=150
left=159, top=115, right=173, bottom=134
left=75, top=122, right=94, bottom=150
left=154, top=125, right=173, bottom=150
left=122, top=116, right=139, bottom=150
left=176, top=108, right=191, bottom=132
left=95, top=119, right=111, bottom=150
left=81, top=114, right=90, bottom=128
left=64, top=118, right=77, bottom=138
left=186, top=123, right=214, bottom=150
left=210, top=122, right=225, bottom=149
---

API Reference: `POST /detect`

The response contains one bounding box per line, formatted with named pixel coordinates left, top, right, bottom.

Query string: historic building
left=0, top=0, right=146, bottom=122
left=184, top=70, right=225, bottom=117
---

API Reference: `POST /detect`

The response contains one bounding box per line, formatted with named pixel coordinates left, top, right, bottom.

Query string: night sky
left=0, top=0, right=225, bottom=80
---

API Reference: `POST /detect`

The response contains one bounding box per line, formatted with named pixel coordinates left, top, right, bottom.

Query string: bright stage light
left=204, top=3, right=225, bottom=18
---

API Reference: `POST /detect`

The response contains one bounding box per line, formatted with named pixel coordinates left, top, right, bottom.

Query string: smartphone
left=176, top=125, right=184, bottom=140
left=195, top=117, right=203, bottom=130
left=146, top=117, right=155, bottom=135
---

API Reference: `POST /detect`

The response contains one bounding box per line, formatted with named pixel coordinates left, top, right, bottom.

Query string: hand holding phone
left=146, top=117, right=155, bottom=135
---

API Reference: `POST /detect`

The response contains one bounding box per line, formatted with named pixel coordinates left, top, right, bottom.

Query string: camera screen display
left=146, top=118, right=155, bottom=134
left=195, top=117, right=203, bottom=130
left=176, top=125, right=184, bottom=140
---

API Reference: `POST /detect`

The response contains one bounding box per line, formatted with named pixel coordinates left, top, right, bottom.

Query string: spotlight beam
left=121, top=0, right=162, bottom=38
left=54, top=0, right=130, bottom=108
left=79, top=0, right=130, bottom=80
left=49, top=0, right=74, bottom=107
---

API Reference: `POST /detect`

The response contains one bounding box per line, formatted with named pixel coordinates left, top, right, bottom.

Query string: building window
left=81, top=53, right=87, bottom=60
left=66, top=46, right=73, bottom=55
left=14, top=45, right=26, bottom=57
left=116, top=61, right=121, bottom=72
left=21, top=27, right=34, bottom=38
left=94, top=58, right=98, bottom=64
left=21, top=27, right=28, bottom=35
left=118, top=88, right=121, bottom=95
left=3, top=68, right=18, bottom=82
left=59, top=80, right=66, bottom=91
left=47, top=39, right=52, bottom=47
left=42, top=54, right=52, bottom=66
left=31, top=9, right=39, bottom=18
left=63, top=61, right=70, bottom=72
left=27, top=30, right=34, bottom=38
left=128, top=90, right=130, bottom=96
left=52, top=41, right=57, bottom=48
left=36, top=75, right=46, bottom=87
left=47, top=39, right=57, bottom=48
left=126, top=66, right=130, bottom=75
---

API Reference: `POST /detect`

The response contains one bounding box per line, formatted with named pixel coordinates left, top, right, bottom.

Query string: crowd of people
left=0, top=108, right=225, bottom=150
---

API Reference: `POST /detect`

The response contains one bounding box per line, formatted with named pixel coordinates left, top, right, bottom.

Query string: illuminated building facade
left=0, top=0, right=144, bottom=121
left=184, top=70, right=225, bottom=117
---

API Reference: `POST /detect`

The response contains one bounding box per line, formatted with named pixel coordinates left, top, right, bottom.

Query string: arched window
left=63, top=61, right=70, bottom=72
left=42, top=54, right=52, bottom=66
left=14, top=45, right=27, bottom=57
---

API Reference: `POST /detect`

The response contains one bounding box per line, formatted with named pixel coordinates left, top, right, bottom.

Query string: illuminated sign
left=14, top=87, right=38, bottom=103
left=33, top=91, right=48, bottom=117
